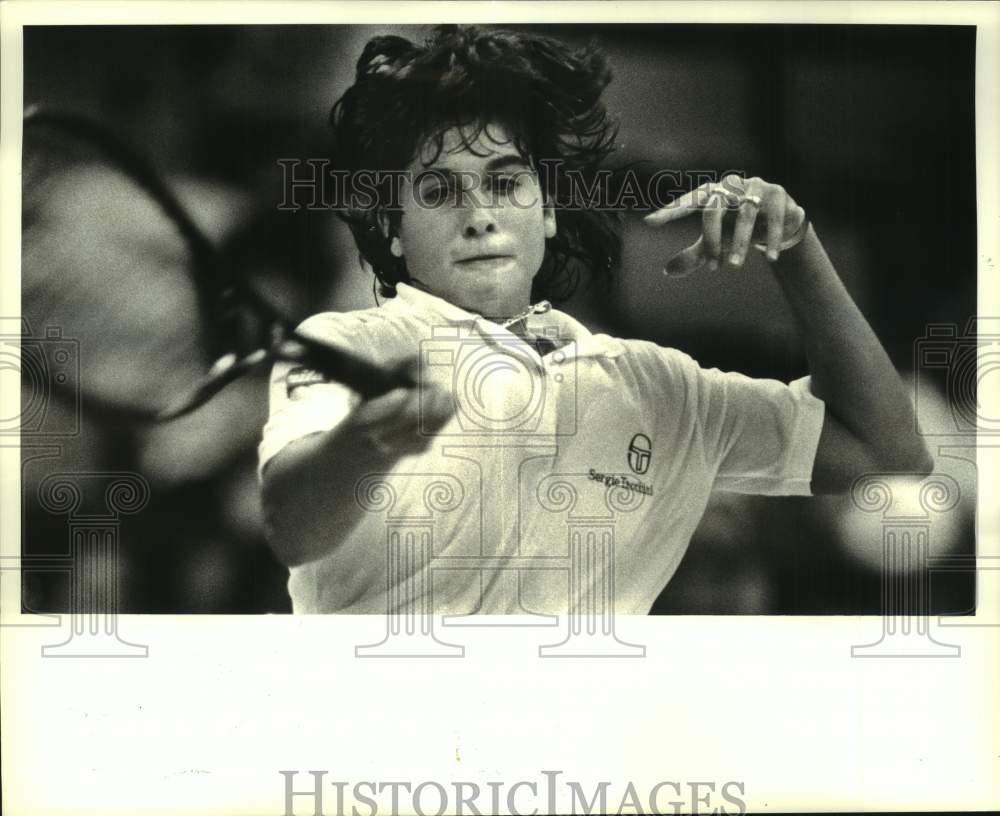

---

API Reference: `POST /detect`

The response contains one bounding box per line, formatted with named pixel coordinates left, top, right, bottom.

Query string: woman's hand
left=260, top=356, right=455, bottom=567
left=644, top=174, right=808, bottom=277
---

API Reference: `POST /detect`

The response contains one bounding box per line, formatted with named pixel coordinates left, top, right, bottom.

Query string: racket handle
left=281, top=334, right=415, bottom=399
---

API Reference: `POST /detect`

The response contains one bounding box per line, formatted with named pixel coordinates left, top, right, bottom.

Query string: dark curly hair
left=329, top=25, right=623, bottom=302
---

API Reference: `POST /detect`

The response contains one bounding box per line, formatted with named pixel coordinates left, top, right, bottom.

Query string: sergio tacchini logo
left=627, top=433, right=651, bottom=475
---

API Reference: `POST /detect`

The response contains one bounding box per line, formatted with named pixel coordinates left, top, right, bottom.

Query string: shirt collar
left=387, top=283, right=624, bottom=359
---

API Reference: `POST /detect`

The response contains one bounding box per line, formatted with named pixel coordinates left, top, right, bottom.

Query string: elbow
left=262, top=511, right=313, bottom=569
left=260, top=474, right=312, bottom=569
left=877, top=441, right=935, bottom=480
left=902, top=435, right=936, bottom=478
left=261, top=510, right=301, bottom=568
left=913, top=446, right=936, bottom=479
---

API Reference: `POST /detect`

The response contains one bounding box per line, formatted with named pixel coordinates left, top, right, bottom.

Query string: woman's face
left=392, top=122, right=556, bottom=318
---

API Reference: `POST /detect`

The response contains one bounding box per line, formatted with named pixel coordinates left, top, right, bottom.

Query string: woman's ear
left=543, top=203, right=557, bottom=239
left=377, top=211, right=404, bottom=258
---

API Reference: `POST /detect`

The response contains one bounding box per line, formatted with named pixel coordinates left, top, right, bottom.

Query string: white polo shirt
left=259, top=283, right=825, bottom=615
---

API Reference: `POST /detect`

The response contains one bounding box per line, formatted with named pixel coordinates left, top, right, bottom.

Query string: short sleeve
left=700, top=368, right=825, bottom=495
left=257, top=361, right=358, bottom=478
left=257, top=313, right=364, bottom=478
left=630, top=343, right=825, bottom=496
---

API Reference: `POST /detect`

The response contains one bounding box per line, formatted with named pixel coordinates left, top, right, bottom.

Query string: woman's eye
left=422, top=185, right=453, bottom=205
left=489, top=175, right=518, bottom=194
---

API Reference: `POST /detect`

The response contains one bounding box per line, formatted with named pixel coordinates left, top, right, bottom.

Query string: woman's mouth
left=455, top=254, right=515, bottom=271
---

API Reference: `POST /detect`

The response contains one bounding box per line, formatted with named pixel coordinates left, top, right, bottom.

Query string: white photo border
left=2, top=2, right=998, bottom=814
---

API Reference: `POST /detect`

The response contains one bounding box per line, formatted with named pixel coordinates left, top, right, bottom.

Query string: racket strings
left=22, top=105, right=411, bottom=422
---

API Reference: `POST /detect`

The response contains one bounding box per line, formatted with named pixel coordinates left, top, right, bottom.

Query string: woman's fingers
left=764, top=192, right=788, bottom=261
left=418, top=381, right=455, bottom=434
left=644, top=182, right=722, bottom=226
left=650, top=176, right=803, bottom=273
left=348, top=366, right=455, bottom=458
left=727, top=181, right=766, bottom=268
left=701, top=190, right=727, bottom=269
left=350, top=387, right=412, bottom=428
left=663, top=235, right=707, bottom=277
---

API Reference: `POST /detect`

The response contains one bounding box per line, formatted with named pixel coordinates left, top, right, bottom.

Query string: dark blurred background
left=18, top=24, right=978, bottom=614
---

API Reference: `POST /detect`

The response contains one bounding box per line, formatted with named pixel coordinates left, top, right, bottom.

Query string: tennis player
left=259, top=26, right=932, bottom=615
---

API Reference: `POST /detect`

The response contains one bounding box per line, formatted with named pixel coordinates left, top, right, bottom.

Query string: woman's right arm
left=260, top=375, right=454, bottom=568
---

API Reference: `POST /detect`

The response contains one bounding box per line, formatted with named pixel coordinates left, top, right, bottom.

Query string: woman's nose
left=462, top=200, right=498, bottom=237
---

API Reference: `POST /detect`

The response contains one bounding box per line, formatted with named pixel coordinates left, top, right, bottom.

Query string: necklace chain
left=499, top=300, right=552, bottom=329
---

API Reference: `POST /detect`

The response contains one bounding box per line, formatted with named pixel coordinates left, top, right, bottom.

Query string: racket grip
left=287, top=335, right=416, bottom=400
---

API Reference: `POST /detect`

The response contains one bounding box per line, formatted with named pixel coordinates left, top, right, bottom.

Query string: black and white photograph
left=2, top=2, right=998, bottom=815
left=14, top=21, right=981, bottom=616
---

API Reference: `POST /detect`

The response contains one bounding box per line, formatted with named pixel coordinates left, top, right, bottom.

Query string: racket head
left=21, top=107, right=411, bottom=428
left=22, top=108, right=235, bottom=422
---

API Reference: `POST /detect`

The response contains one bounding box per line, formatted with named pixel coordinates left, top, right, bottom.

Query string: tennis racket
left=21, top=106, right=411, bottom=425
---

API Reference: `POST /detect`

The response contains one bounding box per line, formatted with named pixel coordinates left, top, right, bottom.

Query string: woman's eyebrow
left=483, top=155, right=533, bottom=173
left=413, top=155, right=534, bottom=188
left=421, top=155, right=532, bottom=177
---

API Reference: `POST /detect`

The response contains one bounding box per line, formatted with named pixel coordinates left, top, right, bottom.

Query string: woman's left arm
left=645, top=174, right=934, bottom=493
